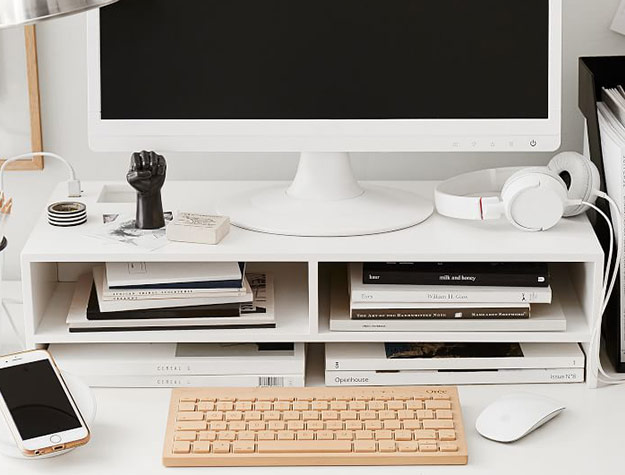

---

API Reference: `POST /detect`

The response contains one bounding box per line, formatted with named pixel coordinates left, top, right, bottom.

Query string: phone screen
left=0, top=360, right=81, bottom=440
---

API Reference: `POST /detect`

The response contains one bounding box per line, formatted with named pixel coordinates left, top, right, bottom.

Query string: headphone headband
left=435, top=167, right=524, bottom=221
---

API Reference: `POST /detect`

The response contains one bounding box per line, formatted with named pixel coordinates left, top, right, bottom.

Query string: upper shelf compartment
left=21, top=181, right=603, bottom=263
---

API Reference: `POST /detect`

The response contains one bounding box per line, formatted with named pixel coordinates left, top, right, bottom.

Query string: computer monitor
left=87, top=0, right=562, bottom=236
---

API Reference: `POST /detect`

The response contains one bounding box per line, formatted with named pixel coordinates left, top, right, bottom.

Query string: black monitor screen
left=100, top=0, right=550, bottom=120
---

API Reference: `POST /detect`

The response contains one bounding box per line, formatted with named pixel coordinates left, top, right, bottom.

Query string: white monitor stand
left=218, top=152, right=433, bottom=237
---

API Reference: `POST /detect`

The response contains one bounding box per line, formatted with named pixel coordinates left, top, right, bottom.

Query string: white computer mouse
left=475, top=393, right=565, bottom=443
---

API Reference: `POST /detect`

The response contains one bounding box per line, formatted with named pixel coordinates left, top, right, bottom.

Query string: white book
left=325, top=368, right=584, bottom=386
left=93, top=266, right=253, bottom=312
left=325, top=342, right=585, bottom=371
left=67, top=273, right=275, bottom=330
left=49, top=343, right=306, bottom=376
left=71, top=373, right=305, bottom=388
left=105, top=261, right=242, bottom=287
left=331, top=282, right=566, bottom=332
left=349, top=264, right=552, bottom=304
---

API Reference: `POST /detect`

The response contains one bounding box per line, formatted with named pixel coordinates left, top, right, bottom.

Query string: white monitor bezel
left=87, top=0, right=562, bottom=153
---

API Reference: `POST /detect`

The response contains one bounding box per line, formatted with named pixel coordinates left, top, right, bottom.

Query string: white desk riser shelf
left=21, top=181, right=605, bottom=387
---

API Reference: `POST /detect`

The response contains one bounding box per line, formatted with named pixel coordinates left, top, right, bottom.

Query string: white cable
left=0, top=152, right=81, bottom=197
left=582, top=197, right=625, bottom=383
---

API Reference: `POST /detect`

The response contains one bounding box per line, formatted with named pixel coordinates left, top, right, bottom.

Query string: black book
left=86, top=285, right=241, bottom=321
left=362, top=262, right=549, bottom=287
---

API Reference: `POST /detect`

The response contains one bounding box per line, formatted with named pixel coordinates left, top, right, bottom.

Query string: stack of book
left=329, top=262, right=566, bottom=332
left=50, top=343, right=305, bottom=387
left=66, top=262, right=275, bottom=332
left=325, top=342, right=585, bottom=386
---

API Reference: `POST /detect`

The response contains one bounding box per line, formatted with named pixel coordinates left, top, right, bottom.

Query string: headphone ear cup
left=501, top=168, right=568, bottom=231
left=547, top=152, right=600, bottom=217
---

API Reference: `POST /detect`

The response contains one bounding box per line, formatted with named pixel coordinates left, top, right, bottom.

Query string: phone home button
left=50, top=435, right=61, bottom=444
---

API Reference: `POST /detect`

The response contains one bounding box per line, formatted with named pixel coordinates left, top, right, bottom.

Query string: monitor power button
left=529, top=139, right=537, bottom=147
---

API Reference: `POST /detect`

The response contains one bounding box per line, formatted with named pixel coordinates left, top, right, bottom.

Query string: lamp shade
left=0, top=0, right=119, bottom=29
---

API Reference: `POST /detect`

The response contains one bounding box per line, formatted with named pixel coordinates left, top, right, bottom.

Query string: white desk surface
left=2, top=288, right=624, bottom=474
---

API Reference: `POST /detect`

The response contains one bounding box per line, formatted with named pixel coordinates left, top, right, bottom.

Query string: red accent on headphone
left=479, top=197, right=484, bottom=220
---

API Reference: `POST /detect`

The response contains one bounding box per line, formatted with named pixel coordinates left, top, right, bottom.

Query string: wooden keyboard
left=163, top=386, right=468, bottom=466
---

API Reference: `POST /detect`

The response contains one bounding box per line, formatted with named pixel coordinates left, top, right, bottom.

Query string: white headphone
left=434, top=152, right=601, bottom=231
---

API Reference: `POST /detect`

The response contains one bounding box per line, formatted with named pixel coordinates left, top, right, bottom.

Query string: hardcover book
left=362, top=262, right=550, bottom=287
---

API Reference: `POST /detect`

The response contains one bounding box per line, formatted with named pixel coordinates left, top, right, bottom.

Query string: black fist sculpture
left=127, top=150, right=167, bottom=229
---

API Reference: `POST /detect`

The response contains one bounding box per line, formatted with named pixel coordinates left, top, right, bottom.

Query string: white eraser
left=612, top=0, right=625, bottom=36
left=166, top=212, right=230, bottom=245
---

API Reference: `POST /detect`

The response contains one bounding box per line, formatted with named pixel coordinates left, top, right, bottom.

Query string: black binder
left=579, top=56, right=625, bottom=373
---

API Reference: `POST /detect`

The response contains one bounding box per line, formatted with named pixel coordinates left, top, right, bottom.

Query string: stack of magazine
left=66, top=262, right=274, bottom=332
left=329, top=263, right=566, bottom=332
left=325, top=342, right=585, bottom=386
left=49, top=343, right=305, bottom=387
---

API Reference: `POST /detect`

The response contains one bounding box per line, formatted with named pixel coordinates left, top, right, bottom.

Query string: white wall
left=0, top=0, right=625, bottom=279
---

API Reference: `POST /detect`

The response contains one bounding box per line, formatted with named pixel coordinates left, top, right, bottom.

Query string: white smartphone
left=0, top=349, right=90, bottom=456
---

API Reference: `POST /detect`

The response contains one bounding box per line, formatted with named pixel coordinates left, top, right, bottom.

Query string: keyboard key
left=293, top=401, right=309, bottom=410
left=193, top=441, right=211, bottom=454
left=175, top=432, right=197, bottom=441
left=173, top=441, right=191, bottom=454
left=336, top=431, right=353, bottom=440
left=209, top=421, right=227, bottom=431
left=179, top=397, right=197, bottom=403
left=360, top=411, right=377, bottom=420
left=402, top=420, right=421, bottom=430
left=257, top=441, right=352, bottom=453
left=296, top=431, right=314, bottom=440
left=330, top=401, right=348, bottom=410
left=432, top=394, right=451, bottom=400
left=439, top=430, right=457, bottom=441
left=239, top=431, right=256, bottom=440
left=312, top=401, right=329, bottom=410
left=177, top=412, right=204, bottom=421
left=258, top=431, right=275, bottom=441
left=422, top=420, right=454, bottom=430
left=248, top=421, right=266, bottom=431
left=235, top=402, right=252, bottom=411
left=414, top=430, right=437, bottom=440
left=287, top=421, right=305, bottom=430
left=419, top=444, right=438, bottom=452
left=307, top=421, right=324, bottom=430
left=283, top=411, right=300, bottom=421
left=233, top=441, right=255, bottom=453
left=378, top=440, right=396, bottom=453
left=349, top=401, right=366, bottom=411
left=264, top=411, right=281, bottom=421
left=198, top=431, right=217, bottom=441
left=277, top=431, right=295, bottom=440
left=345, top=421, right=362, bottom=430
left=379, top=411, right=396, bottom=420
left=268, top=421, right=286, bottom=431
left=205, top=411, right=223, bottom=421
left=440, top=443, right=459, bottom=452
left=274, top=402, right=291, bottom=411
left=175, top=421, right=206, bottom=431
left=317, top=430, right=334, bottom=440
left=397, top=441, right=418, bottom=452
left=325, top=420, right=343, bottom=430
left=228, top=421, right=246, bottom=431
left=340, top=411, right=358, bottom=421
left=425, top=400, right=451, bottom=410
left=198, top=402, right=215, bottom=411
left=383, top=420, right=401, bottom=430
left=303, top=411, right=319, bottom=420
left=244, top=411, right=262, bottom=421
left=321, top=410, right=339, bottom=420
left=374, top=430, right=392, bottom=440
left=218, top=431, right=236, bottom=441
left=178, top=402, right=196, bottom=411
left=387, top=401, right=404, bottom=410
left=365, top=420, right=383, bottom=430
left=216, top=402, right=234, bottom=411
left=368, top=401, right=385, bottom=410
left=255, top=402, right=272, bottom=411
left=417, top=410, right=435, bottom=420
left=406, top=400, right=424, bottom=410
left=355, top=430, right=373, bottom=440
left=226, top=411, right=243, bottom=421
left=398, top=410, right=415, bottom=420
left=212, top=442, right=230, bottom=454
left=395, top=430, right=412, bottom=441
left=354, top=441, right=376, bottom=453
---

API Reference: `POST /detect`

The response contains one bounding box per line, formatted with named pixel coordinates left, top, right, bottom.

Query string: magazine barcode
left=258, top=376, right=285, bottom=387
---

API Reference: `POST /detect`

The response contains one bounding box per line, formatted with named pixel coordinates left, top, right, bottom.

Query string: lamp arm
left=0, top=152, right=81, bottom=197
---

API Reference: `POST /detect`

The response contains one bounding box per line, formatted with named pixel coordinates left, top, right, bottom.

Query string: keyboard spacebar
left=257, top=441, right=352, bottom=453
